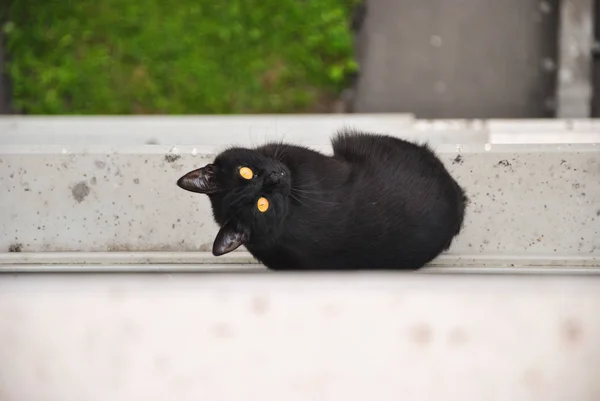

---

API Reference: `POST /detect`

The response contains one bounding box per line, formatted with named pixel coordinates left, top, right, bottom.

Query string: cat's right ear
left=177, top=164, right=219, bottom=194
left=212, top=222, right=248, bottom=256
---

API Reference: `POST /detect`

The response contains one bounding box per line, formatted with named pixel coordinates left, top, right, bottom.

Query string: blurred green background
left=1, top=0, right=359, bottom=114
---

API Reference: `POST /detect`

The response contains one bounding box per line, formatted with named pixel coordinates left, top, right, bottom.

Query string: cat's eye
left=239, top=166, right=253, bottom=180
left=257, top=197, right=269, bottom=212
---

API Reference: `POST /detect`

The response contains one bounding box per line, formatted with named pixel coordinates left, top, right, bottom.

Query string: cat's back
left=331, top=129, right=464, bottom=203
left=331, top=129, right=441, bottom=170
left=330, top=130, right=467, bottom=265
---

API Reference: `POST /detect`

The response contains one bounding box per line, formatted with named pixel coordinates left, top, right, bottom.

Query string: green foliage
left=3, top=0, right=360, bottom=114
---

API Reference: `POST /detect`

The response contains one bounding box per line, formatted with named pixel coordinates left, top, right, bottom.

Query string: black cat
left=177, top=130, right=467, bottom=270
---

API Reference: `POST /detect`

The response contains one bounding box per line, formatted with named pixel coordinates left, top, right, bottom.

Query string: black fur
left=177, top=130, right=467, bottom=270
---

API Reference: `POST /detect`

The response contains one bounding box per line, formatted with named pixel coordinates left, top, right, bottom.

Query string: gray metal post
left=557, top=0, right=595, bottom=117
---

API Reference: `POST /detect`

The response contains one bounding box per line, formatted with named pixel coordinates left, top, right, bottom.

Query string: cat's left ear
left=212, top=221, right=248, bottom=256
left=177, top=164, right=218, bottom=194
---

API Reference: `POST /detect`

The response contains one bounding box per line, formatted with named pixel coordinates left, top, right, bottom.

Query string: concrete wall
left=0, top=117, right=598, bottom=268
left=1, top=144, right=598, bottom=260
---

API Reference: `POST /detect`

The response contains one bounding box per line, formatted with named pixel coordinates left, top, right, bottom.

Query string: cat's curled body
left=177, top=130, right=467, bottom=270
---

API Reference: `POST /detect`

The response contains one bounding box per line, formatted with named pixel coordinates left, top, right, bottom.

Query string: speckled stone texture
left=0, top=144, right=598, bottom=255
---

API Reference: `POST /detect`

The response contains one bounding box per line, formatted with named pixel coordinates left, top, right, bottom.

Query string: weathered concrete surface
left=0, top=144, right=598, bottom=258
left=1, top=251, right=597, bottom=270
left=0, top=273, right=599, bottom=401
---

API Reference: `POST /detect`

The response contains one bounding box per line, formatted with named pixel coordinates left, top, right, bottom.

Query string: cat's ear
left=177, top=164, right=218, bottom=194
left=212, top=222, right=248, bottom=256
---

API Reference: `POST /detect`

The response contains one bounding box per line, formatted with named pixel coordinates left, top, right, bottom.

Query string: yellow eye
left=257, top=197, right=269, bottom=212
left=239, top=166, right=253, bottom=180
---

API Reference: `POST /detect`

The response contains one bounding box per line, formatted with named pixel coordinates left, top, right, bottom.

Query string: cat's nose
left=269, top=171, right=285, bottom=183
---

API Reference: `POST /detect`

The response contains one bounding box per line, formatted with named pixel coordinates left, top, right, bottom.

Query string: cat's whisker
left=289, top=191, right=318, bottom=205
left=291, top=182, right=344, bottom=195
left=292, top=175, right=335, bottom=190
left=274, top=143, right=286, bottom=162
left=288, top=192, right=313, bottom=209
left=290, top=189, right=341, bottom=206
left=291, top=187, right=328, bottom=195
left=288, top=192, right=304, bottom=204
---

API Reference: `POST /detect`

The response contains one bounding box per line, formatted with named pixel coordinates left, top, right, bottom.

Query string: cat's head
left=177, top=147, right=291, bottom=256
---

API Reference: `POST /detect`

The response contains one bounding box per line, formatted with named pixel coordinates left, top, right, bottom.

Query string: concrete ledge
left=488, top=119, right=600, bottom=143
left=0, top=252, right=598, bottom=273
left=1, top=144, right=597, bottom=257
left=0, top=273, right=599, bottom=401
left=2, top=116, right=600, bottom=146
left=2, top=264, right=599, bottom=275
left=0, top=114, right=416, bottom=147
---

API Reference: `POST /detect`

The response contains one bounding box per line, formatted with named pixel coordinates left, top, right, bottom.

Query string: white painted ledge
left=0, top=114, right=416, bottom=147
left=2, top=116, right=599, bottom=146
left=0, top=273, right=599, bottom=401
